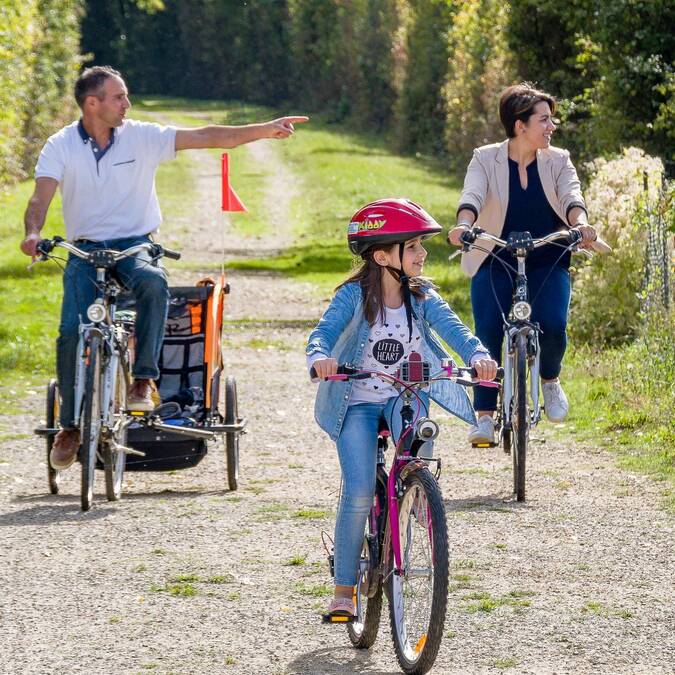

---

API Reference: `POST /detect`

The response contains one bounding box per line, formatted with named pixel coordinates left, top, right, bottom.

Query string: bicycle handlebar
left=458, top=227, right=611, bottom=254
left=35, top=236, right=182, bottom=262
left=310, top=362, right=503, bottom=387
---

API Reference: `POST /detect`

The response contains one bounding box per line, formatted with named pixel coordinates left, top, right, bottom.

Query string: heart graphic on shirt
left=395, top=324, right=400, bottom=328
left=373, top=385, right=379, bottom=389
left=384, top=323, right=389, bottom=327
left=399, top=334, right=405, bottom=338
left=388, top=333, right=393, bottom=337
left=415, top=336, right=420, bottom=341
left=368, top=339, right=373, bottom=343
left=375, top=331, right=381, bottom=336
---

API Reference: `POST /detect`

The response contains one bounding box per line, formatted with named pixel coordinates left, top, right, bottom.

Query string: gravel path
left=1, top=132, right=673, bottom=675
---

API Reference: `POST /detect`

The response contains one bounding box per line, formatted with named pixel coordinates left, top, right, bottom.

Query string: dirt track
left=1, top=138, right=673, bottom=675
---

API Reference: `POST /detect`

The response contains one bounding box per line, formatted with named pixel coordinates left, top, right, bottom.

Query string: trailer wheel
left=224, top=376, right=239, bottom=491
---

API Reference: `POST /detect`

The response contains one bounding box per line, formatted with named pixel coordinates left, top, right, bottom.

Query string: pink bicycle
left=316, top=353, right=501, bottom=674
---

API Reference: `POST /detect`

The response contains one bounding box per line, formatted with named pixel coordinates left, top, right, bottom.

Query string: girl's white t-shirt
left=350, top=303, right=422, bottom=405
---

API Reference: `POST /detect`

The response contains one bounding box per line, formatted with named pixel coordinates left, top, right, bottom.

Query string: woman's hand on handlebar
left=472, top=356, right=498, bottom=382
left=311, top=357, right=338, bottom=379
left=572, top=223, right=597, bottom=249
left=447, top=225, right=471, bottom=247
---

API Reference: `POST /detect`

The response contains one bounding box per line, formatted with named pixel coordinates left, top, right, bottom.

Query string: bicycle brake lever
left=448, top=249, right=462, bottom=262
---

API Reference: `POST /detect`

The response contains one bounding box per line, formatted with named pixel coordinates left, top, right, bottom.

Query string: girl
left=307, top=198, right=497, bottom=617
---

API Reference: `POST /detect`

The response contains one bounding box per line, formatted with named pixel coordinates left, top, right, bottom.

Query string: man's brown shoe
left=50, top=429, right=80, bottom=470
left=128, top=379, right=155, bottom=412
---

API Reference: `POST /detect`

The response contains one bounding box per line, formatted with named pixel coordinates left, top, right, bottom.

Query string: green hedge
left=0, top=0, right=80, bottom=191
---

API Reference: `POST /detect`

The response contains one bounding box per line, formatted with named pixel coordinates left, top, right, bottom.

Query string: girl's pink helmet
left=347, top=198, right=442, bottom=255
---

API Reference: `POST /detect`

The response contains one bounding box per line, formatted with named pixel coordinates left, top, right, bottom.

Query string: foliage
left=396, top=0, right=455, bottom=155
left=0, top=0, right=80, bottom=191
left=569, top=148, right=671, bottom=344
left=506, top=0, right=675, bottom=172
left=443, top=0, right=515, bottom=169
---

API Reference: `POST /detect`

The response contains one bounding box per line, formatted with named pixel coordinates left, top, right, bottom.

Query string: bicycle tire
left=387, top=467, right=449, bottom=674
left=512, top=332, right=528, bottom=502
left=80, top=335, right=102, bottom=511
left=348, top=478, right=386, bottom=649
left=224, top=376, right=239, bottom=491
left=46, top=379, right=61, bottom=495
left=104, top=354, right=128, bottom=501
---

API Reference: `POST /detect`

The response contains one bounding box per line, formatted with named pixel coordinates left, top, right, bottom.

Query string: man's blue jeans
left=471, top=263, right=571, bottom=412
left=56, top=235, right=169, bottom=428
left=334, top=394, right=429, bottom=587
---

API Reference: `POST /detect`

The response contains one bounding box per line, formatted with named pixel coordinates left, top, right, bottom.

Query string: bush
left=442, top=0, right=515, bottom=170
left=569, top=147, right=671, bottom=344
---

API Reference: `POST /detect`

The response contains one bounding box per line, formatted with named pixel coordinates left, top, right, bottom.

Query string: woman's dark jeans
left=471, top=263, right=571, bottom=412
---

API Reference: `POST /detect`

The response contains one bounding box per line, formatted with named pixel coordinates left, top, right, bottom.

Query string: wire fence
left=641, top=171, right=673, bottom=316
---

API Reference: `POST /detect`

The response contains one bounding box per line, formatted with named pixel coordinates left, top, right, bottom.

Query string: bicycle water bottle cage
left=506, top=231, right=534, bottom=252
left=399, top=351, right=430, bottom=383
left=88, top=249, right=117, bottom=269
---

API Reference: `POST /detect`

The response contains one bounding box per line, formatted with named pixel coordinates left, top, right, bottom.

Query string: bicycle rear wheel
left=512, top=332, right=529, bottom=502
left=387, top=467, right=448, bottom=674
left=104, top=355, right=128, bottom=501
left=80, top=335, right=102, bottom=511
left=224, top=376, right=239, bottom=491
left=46, top=379, right=61, bottom=495
left=348, top=478, right=386, bottom=649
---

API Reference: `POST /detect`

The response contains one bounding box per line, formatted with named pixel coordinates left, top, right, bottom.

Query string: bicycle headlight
left=512, top=301, right=531, bottom=320
left=415, top=418, right=439, bottom=442
left=86, top=302, right=106, bottom=323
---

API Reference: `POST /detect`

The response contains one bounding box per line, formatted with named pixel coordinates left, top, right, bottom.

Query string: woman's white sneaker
left=468, top=415, right=496, bottom=445
left=542, top=380, right=569, bottom=422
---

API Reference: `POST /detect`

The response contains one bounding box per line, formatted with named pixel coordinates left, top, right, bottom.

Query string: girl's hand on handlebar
left=311, top=357, right=338, bottom=379
left=447, top=225, right=470, bottom=247
left=472, top=357, right=498, bottom=382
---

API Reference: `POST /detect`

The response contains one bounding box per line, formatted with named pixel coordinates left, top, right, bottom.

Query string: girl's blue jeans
left=334, top=394, right=429, bottom=587
left=471, top=263, right=571, bottom=412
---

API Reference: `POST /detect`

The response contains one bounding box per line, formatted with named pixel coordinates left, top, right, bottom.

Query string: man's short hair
left=74, top=66, right=123, bottom=109
left=499, top=83, right=556, bottom=138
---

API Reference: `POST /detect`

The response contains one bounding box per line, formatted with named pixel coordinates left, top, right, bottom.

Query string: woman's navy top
left=484, top=158, right=570, bottom=271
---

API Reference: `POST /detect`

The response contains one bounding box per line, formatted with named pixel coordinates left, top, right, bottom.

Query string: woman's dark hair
left=499, top=83, right=556, bottom=138
left=337, top=244, right=434, bottom=325
left=74, top=66, right=123, bottom=109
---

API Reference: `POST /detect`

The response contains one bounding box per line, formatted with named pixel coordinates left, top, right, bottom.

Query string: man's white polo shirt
left=35, top=119, right=177, bottom=242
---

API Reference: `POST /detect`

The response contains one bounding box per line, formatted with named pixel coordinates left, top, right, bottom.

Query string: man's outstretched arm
left=21, top=177, right=59, bottom=259
left=175, top=116, right=309, bottom=151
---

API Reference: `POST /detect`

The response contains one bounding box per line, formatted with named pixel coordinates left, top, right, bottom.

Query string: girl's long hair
left=337, top=244, right=436, bottom=325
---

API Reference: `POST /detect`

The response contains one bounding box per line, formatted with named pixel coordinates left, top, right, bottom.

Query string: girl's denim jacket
left=306, top=282, right=488, bottom=441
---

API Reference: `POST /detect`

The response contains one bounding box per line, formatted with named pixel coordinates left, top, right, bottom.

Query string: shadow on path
left=286, top=645, right=399, bottom=675
left=0, top=496, right=114, bottom=525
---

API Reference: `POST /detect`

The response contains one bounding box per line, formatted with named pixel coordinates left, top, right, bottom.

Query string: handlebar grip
left=36, top=239, right=54, bottom=255
left=162, top=247, right=181, bottom=261
left=469, top=366, right=504, bottom=380
left=310, top=363, right=360, bottom=379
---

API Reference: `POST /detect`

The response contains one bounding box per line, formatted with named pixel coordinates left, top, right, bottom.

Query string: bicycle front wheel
left=387, top=467, right=449, bottom=674
left=80, top=335, right=103, bottom=511
left=512, top=332, right=529, bottom=502
left=104, top=354, right=128, bottom=501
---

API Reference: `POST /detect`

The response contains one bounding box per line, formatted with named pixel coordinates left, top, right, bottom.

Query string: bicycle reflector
left=400, top=352, right=430, bottom=382
left=512, top=301, right=532, bottom=320
left=86, top=302, right=106, bottom=323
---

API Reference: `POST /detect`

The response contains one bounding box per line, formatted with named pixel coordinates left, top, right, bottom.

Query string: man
left=20, top=65, right=308, bottom=470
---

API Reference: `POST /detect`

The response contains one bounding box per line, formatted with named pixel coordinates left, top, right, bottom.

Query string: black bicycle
left=456, top=227, right=609, bottom=501
left=34, top=236, right=180, bottom=510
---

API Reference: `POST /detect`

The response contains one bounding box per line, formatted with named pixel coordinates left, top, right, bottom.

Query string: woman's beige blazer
left=458, top=139, right=587, bottom=277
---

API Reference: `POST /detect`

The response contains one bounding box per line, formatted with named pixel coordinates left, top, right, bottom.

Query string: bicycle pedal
left=322, top=613, right=355, bottom=624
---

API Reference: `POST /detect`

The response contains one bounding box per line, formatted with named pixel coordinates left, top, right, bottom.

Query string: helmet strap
left=383, top=243, right=415, bottom=342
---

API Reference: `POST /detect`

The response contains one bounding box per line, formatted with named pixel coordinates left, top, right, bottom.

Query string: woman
left=448, top=83, right=597, bottom=445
